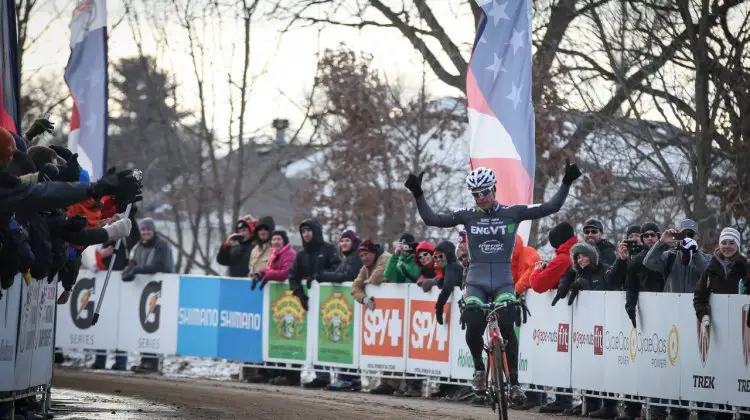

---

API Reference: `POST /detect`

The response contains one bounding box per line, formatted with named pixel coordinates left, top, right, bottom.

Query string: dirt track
left=52, top=368, right=569, bottom=420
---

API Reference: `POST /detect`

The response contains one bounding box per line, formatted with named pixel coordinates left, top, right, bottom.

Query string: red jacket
left=258, top=244, right=296, bottom=282
left=512, top=234, right=542, bottom=294
left=529, top=236, right=578, bottom=293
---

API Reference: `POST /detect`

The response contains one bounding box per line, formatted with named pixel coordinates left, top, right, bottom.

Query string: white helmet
left=466, top=167, right=496, bottom=190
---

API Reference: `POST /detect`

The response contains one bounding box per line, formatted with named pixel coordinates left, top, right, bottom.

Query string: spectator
left=695, top=227, right=748, bottom=319
left=621, top=222, right=663, bottom=328
left=216, top=215, right=256, bottom=277
left=582, top=219, right=617, bottom=265
left=527, top=222, right=577, bottom=414
left=566, top=242, right=618, bottom=419
left=512, top=234, right=541, bottom=295
left=288, top=218, right=341, bottom=389
left=249, top=216, right=275, bottom=275
left=120, top=218, right=175, bottom=373
left=317, top=230, right=363, bottom=284
left=626, top=225, right=641, bottom=242
left=415, top=241, right=437, bottom=283
left=383, top=233, right=421, bottom=283
left=253, top=230, right=296, bottom=289
left=644, top=219, right=710, bottom=293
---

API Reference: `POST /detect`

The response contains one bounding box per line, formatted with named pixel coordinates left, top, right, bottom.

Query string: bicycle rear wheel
left=493, top=340, right=508, bottom=420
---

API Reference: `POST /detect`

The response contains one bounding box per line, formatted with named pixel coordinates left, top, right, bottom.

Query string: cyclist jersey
left=414, top=184, right=570, bottom=300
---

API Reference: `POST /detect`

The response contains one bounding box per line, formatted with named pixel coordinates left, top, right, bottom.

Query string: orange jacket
left=511, top=234, right=541, bottom=294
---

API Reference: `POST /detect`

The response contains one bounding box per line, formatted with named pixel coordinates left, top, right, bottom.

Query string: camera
left=625, top=240, right=644, bottom=256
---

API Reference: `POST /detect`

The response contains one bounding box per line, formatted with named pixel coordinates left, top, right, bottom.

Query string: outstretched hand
left=562, top=159, right=582, bottom=186
left=404, top=172, right=425, bottom=198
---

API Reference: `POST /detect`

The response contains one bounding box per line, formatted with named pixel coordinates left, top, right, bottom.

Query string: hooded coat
left=318, top=236, right=362, bottom=284
left=288, top=219, right=340, bottom=290
left=569, top=242, right=611, bottom=291
left=643, top=242, right=711, bottom=293
left=351, top=246, right=392, bottom=302
left=694, top=251, right=748, bottom=319
left=529, top=236, right=578, bottom=293
left=249, top=216, right=276, bottom=274
left=128, top=232, right=175, bottom=275
left=435, top=241, right=464, bottom=309
left=511, top=234, right=541, bottom=294
left=216, top=216, right=255, bottom=277
left=594, top=239, right=618, bottom=266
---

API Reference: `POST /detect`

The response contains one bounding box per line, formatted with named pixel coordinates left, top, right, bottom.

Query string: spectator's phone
left=402, top=244, right=412, bottom=252
left=625, top=240, right=643, bottom=255
left=672, top=231, right=689, bottom=241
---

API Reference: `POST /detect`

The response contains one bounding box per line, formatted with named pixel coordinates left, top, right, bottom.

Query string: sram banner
left=117, top=274, right=180, bottom=355
left=55, top=270, right=120, bottom=350
left=406, top=285, right=451, bottom=377
left=359, top=284, right=409, bottom=372
left=0, top=277, right=21, bottom=391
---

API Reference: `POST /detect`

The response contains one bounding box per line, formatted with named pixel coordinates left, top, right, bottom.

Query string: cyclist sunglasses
left=471, top=187, right=493, bottom=199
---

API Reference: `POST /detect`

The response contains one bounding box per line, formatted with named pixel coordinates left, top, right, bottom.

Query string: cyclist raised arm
left=404, top=162, right=581, bottom=407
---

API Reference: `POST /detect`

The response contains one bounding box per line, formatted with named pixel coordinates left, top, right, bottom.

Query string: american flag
left=467, top=0, right=535, bottom=209
left=64, top=0, right=108, bottom=181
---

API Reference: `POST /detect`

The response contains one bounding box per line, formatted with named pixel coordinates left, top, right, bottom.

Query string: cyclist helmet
left=466, top=167, right=496, bottom=190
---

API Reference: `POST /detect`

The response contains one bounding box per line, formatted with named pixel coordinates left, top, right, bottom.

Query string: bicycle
left=462, top=298, right=529, bottom=420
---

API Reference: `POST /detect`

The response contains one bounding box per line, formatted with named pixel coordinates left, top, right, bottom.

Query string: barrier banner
left=0, top=277, right=21, bottom=391
left=406, top=285, right=451, bottom=377
left=603, top=291, right=638, bottom=395
left=14, top=279, right=40, bottom=390
left=215, top=277, right=263, bottom=363
left=29, top=281, right=57, bottom=387
left=263, top=281, right=309, bottom=363
left=117, top=274, right=179, bottom=355
left=448, top=288, right=485, bottom=381
left=359, top=283, right=409, bottom=372
left=521, top=291, right=572, bottom=388
left=55, top=270, right=120, bottom=350
left=634, top=293, right=681, bottom=399
left=570, top=291, right=606, bottom=392
left=177, top=276, right=221, bottom=358
left=727, top=295, right=750, bottom=407
left=313, top=283, right=360, bottom=368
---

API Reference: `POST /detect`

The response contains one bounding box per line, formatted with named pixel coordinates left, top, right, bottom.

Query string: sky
left=21, top=0, right=476, bottom=143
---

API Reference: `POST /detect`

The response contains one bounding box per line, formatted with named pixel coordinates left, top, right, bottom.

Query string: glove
left=551, top=289, right=565, bottom=306
left=306, top=275, right=318, bottom=290
left=49, top=145, right=73, bottom=162
left=121, top=264, right=136, bottom=282
left=293, top=288, right=309, bottom=311
left=250, top=273, right=261, bottom=290
left=91, top=167, right=143, bottom=203
left=435, top=301, right=445, bottom=325
left=625, top=305, right=637, bottom=328
left=65, top=216, right=88, bottom=233
left=562, top=160, right=582, bottom=186
left=12, top=151, right=36, bottom=175
left=404, top=172, right=425, bottom=198
left=362, top=296, right=375, bottom=311
left=25, top=118, right=54, bottom=141
left=567, top=283, right=582, bottom=306
left=421, top=277, right=438, bottom=292
left=518, top=297, right=531, bottom=325
left=56, top=156, right=81, bottom=182
left=37, top=163, right=59, bottom=182
left=258, top=278, right=269, bottom=290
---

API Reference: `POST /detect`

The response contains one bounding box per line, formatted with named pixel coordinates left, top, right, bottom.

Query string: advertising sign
left=359, top=284, right=409, bottom=372
left=314, top=283, right=359, bottom=368
left=406, top=284, right=451, bottom=377
left=117, top=274, right=179, bottom=355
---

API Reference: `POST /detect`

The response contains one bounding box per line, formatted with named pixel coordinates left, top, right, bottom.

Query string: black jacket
left=569, top=242, right=612, bottom=291
left=318, top=238, right=362, bottom=284
left=694, top=252, right=748, bottom=319
left=621, top=247, right=664, bottom=310
left=288, top=219, right=341, bottom=290
left=216, top=239, right=254, bottom=277
left=595, top=239, right=617, bottom=266
left=435, top=241, right=463, bottom=308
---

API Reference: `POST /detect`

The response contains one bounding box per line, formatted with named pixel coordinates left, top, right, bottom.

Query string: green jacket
left=383, top=253, right=421, bottom=283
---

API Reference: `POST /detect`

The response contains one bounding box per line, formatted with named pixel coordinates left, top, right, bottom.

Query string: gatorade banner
left=117, top=274, right=180, bottom=355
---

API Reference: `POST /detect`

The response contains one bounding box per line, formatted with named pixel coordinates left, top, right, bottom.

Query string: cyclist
left=404, top=162, right=581, bottom=405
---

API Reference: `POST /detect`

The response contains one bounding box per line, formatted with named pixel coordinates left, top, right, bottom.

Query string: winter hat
left=435, top=241, right=457, bottom=264
left=549, top=222, right=575, bottom=249
left=255, top=216, right=276, bottom=233
left=271, top=230, right=289, bottom=246
left=641, top=222, right=660, bottom=236
left=719, top=227, right=741, bottom=246
left=677, top=219, right=698, bottom=233
left=399, top=233, right=416, bottom=244
left=584, top=219, right=604, bottom=232
left=358, top=239, right=378, bottom=255
left=235, top=215, right=255, bottom=232
left=0, top=128, right=16, bottom=163
left=139, top=218, right=156, bottom=232
left=340, top=230, right=358, bottom=242
left=27, top=145, right=57, bottom=169
left=626, top=225, right=642, bottom=236
left=79, top=168, right=90, bottom=185
left=570, top=242, right=600, bottom=270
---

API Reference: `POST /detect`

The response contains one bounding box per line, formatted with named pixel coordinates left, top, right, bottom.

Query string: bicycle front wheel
left=493, top=340, right=509, bottom=420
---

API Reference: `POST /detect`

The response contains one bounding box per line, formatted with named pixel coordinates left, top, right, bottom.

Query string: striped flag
left=64, top=0, right=108, bottom=180
left=467, top=1, right=535, bottom=213
left=0, top=1, right=21, bottom=134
